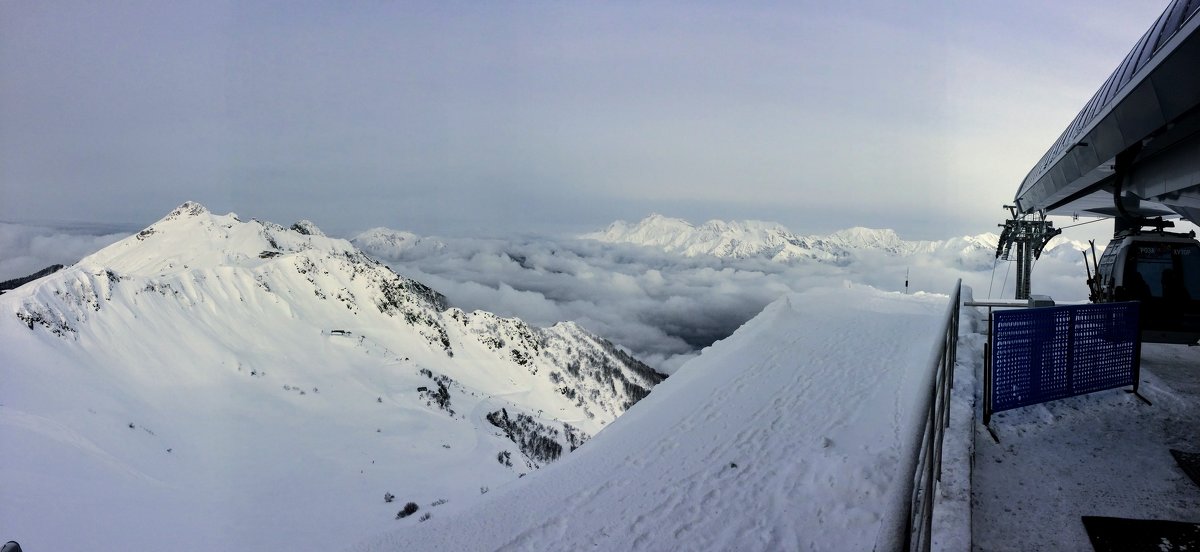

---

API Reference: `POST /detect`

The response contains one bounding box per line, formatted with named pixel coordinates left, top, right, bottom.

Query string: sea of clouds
left=0, top=222, right=130, bottom=283
left=0, top=218, right=1098, bottom=373
left=351, top=228, right=1095, bottom=373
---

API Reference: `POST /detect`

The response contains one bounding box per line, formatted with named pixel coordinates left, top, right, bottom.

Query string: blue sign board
left=990, top=302, right=1140, bottom=415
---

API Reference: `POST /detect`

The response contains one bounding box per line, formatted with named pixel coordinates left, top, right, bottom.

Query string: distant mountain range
left=348, top=215, right=1093, bottom=370
left=354, top=214, right=1088, bottom=272
left=579, top=213, right=1089, bottom=269
left=0, top=202, right=663, bottom=551
left=352, top=226, right=450, bottom=260
left=0, top=263, right=64, bottom=294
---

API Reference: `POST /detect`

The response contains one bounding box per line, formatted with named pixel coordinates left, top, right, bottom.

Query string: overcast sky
left=0, top=1, right=1172, bottom=239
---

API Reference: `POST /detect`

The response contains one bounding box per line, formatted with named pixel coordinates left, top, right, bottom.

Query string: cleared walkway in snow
left=968, top=313, right=1200, bottom=551
left=352, top=285, right=950, bottom=552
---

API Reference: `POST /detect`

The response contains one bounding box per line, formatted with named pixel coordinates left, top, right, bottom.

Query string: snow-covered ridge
left=0, top=201, right=664, bottom=551
left=582, top=214, right=1088, bottom=267
left=583, top=213, right=842, bottom=263
left=11, top=201, right=663, bottom=427
left=352, top=226, right=447, bottom=260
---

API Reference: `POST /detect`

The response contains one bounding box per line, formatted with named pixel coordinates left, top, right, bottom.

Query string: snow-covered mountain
left=582, top=213, right=845, bottom=263
left=0, top=202, right=663, bottom=551
left=583, top=214, right=1088, bottom=269
left=352, top=227, right=448, bottom=261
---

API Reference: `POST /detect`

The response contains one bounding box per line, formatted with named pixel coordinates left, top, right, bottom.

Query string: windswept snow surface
left=354, top=284, right=949, bottom=552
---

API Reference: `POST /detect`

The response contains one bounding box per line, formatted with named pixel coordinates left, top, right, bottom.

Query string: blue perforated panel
left=991, top=302, right=1140, bottom=413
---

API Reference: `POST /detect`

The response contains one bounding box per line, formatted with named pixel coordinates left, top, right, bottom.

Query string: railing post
left=984, top=310, right=992, bottom=427
left=1131, top=303, right=1142, bottom=394
left=949, top=289, right=958, bottom=391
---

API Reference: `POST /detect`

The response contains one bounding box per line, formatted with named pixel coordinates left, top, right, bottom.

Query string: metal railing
left=900, top=279, right=961, bottom=552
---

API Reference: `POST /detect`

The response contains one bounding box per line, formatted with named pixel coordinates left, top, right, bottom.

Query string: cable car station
left=971, top=3, right=1200, bottom=548
left=997, top=0, right=1200, bottom=346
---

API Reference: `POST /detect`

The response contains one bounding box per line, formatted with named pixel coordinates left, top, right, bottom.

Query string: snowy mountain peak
left=828, top=227, right=904, bottom=249
left=2, top=203, right=666, bottom=550
left=642, top=212, right=690, bottom=226
left=591, top=214, right=695, bottom=246
left=76, top=202, right=356, bottom=279
left=351, top=227, right=447, bottom=260
left=11, top=206, right=661, bottom=425
left=290, top=219, right=325, bottom=237
left=582, top=214, right=834, bottom=262
left=583, top=214, right=1090, bottom=269
left=13, top=205, right=453, bottom=353
left=169, top=200, right=209, bottom=218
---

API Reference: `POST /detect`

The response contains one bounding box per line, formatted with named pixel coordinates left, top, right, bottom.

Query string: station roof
left=1015, top=0, right=1200, bottom=225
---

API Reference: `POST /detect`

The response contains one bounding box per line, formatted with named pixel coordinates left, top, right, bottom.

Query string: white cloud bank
left=0, top=216, right=1099, bottom=373
left=0, top=222, right=129, bottom=282
left=354, top=218, right=1095, bottom=373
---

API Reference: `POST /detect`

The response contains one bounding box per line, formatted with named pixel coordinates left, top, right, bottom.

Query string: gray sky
left=0, top=1, right=1170, bottom=239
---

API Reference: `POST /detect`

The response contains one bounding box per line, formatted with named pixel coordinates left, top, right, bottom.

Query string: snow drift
left=354, top=284, right=949, bottom=552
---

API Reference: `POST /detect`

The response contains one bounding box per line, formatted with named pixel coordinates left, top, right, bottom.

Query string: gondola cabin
left=1094, top=231, right=1200, bottom=344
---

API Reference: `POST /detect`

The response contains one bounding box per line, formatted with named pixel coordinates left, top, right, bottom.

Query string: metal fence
left=985, top=302, right=1141, bottom=424
left=884, top=279, right=960, bottom=552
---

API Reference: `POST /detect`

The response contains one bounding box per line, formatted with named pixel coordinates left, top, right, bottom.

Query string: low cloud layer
left=0, top=222, right=130, bottom=282
left=0, top=218, right=1097, bottom=373
left=355, top=227, right=1093, bottom=373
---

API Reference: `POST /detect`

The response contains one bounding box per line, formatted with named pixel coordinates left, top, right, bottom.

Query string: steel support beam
left=996, top=209, right=1062, bottom=300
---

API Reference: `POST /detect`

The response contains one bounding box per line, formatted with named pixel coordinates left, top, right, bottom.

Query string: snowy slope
left=354, top=284, right=949, bottom=552
left=0, top=202, right=662, bottom=552
left=584, top=214, right=1088, bottom=267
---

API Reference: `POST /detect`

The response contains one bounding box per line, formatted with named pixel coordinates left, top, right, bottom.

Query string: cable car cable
left=1001, top=258, right=1013, bottom=299
left=988, top=257, right=999, bottom=300
left=1060, top=217, right=1113, bottom=229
